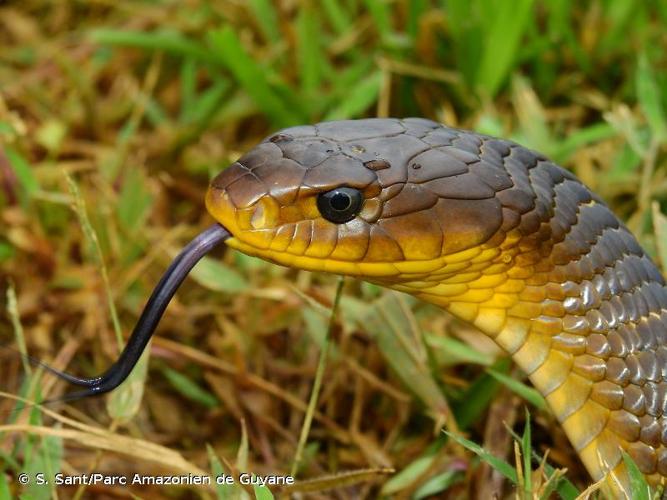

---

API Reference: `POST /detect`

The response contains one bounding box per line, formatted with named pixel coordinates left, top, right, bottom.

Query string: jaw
left=206, top=187, right=377, bottom=277
left=206, top=186, right=503, bottom=284
left=222, top=236, right=372, bottom=276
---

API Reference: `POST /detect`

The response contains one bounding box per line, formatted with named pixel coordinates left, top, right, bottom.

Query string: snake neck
left=380, top=204, right=667, bottom=495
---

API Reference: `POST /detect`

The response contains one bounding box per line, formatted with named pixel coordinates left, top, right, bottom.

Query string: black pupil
left=317, top=187, right=363, bottom=224
left=330, top=191, right=351, bottom=211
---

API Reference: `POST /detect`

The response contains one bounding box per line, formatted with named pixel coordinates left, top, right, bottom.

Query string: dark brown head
left=206, top=118, right=523, bottom=280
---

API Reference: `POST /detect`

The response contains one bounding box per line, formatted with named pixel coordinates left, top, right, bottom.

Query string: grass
left=0, top=0, right=666, bottom=498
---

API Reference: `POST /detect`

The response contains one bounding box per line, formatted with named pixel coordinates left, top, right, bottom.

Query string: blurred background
left=1, top=0, right=666, bottom=498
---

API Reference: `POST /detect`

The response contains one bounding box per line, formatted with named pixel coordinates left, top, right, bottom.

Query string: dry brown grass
left=1, top=1, right=666, bottom=498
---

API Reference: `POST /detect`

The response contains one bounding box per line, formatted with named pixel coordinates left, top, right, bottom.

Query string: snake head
left=206, top=118, right=519, bottom=280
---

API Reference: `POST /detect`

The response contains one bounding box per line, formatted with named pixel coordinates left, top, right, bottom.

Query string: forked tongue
left=3, top=223, right=230, bottom=415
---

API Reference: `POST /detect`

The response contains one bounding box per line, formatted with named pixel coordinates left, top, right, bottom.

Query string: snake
left=43, top=118, right=666, bottom=497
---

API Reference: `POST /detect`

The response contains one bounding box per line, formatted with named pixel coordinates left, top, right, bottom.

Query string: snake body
left=206, top=118, right=667, bottom=496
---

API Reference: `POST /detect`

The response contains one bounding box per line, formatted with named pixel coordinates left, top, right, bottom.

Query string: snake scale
left=204, top=118, right=667, bottom=497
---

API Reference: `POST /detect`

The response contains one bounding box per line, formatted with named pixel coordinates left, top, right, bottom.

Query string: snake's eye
left=317, top=187, right=363, bottom=224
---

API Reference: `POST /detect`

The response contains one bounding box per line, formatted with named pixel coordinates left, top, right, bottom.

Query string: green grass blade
left=297, top=5, right=323, bottom=93
left=380, top=441, right=442, bottom=495
left=652, top=203, right=667, bottom=270
left=302, top=307, right=329, bottom=350
left=445, top=430, right=518, bottom=483
left=253, top=484, right=275, bottom=500
left=179, top=80, right=230, bottom=127
left=161, top=366, right=219, bottom=409
left=413, top=470, right=463, bottom=499
left=143, top=95, right=170, bottom=127
left=22, top=433, right=62, bottom=500
left=106, top=349, right=150, bottom=423
left=90, top=29, right=214, bottom=63
left=189, top=255, right=249, bottom=293
left=599, top=1, right=640, bottom=53
left=0, top=242, right=14, bottom=262
left=207, top=27, right=304, bottom=127
left=522, top=409, right=532, bottom=496
left=321, top=0, right=351, bottom=34
left=324, top=70, right=382, bottom=120
left=364, top=0, right=392, bottom=41
left=0, top=474, right=10, bottom=499
left=117, top=167, right=153, bottom=234
left=6, top=283, right=30, bottom=375
left=506, top=425, right=580, bottom=499
left=207, top=444, right=245, bottom=499
left=546, top=0, right=573, bottom=42
left=4, top=147, right=39, bottom=206
left=179, top=59, right=198, bottom=123
left=555, top=476, right=581, bottom=500
left=0, top=121, right=15, bottom=135
left=358, top=293, right=451, bottom=422
left=291, top=278, right=344, bottom=476
left=441, top=0, right=483, bottom=87
left=66, top=174, right=123, bottom=347
left=637, top=52, right=667, bottom=141
left=555, top=122, right=617, bottom=163
left=511, top=75, right=552, bottom=155
left=609, top=143, right=642, bottom=181
left=454, top=358, right=510, bottom=429
left=424, top=333, right=494, bottom=367
left=622, top=451, right=651, bottom=500
left=475, top=0, right=535, bottom=97
left=407, top=0, right=428, bottom=39
left=486, top=369, right=546, bottom=410
left=441, top=0, right=471, bottom=40
left=247, top=0, right=281, bottom=44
